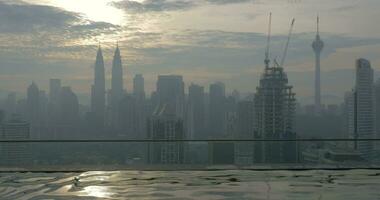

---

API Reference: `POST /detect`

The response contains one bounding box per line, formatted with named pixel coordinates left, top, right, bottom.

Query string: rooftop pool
left=1, top=170, right=379, bottom=199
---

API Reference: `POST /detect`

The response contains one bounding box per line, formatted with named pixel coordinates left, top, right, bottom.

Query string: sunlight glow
left=33, top=0, right=126, bottom=25
left=82, top=186, right=114, bottom=198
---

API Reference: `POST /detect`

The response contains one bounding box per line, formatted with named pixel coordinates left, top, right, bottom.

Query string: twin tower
left=91, top=44, right=123, bottom=128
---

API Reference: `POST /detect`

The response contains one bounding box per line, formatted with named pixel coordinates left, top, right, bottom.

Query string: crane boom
left=280, top=18, right=295, bottom=68
left=264, top=13, right=272, bottom=69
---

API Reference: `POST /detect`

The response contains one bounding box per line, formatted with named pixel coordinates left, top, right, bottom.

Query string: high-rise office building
left=254, top=66, right=297, bottom=163
left=224, top=95, right=238, bottom=138
left=58, top=87, right=80, bottom=138
left=133, top=74, right=145, bottom=101
left=0, top=110, right=4, bottom=124
left=347, top=58, right=375, bottom=159
left=119, top=94, right=138, bottom=138
left=209, top=82, right=226, bottom=138
left=133, top=74, right=147, bottom=138
left=156, top=75, right=185, bottom=119
left=110, top=44, right=124, bottom=131
left=344, top=91, right=355, bottom=139
left=4, top=93, right=16, bottom=119
left=312, top=16, right=324, bottom=114
left=38, top=90, right=48, bottom=138
left=49, top=79, right=61, bottom=104
left=237, top=100, right=255, bottom=139
left=148, top=75, right=185, bottom=164
left=187, top=84, right=205, bottom=139
left=91, top=46, right=106, bottom=130
left=235, top=100, right=255, bottom=165
left=27, top=82, right=40, bottom=138
left=147, top=104, right=184, bottom=164
left=0, top=115, right=30, bottom=165
left=375, top=79, right=380, bottom=143
left=48, top=79, right=61, bottom=137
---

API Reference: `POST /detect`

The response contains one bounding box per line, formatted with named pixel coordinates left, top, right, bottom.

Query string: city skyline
left=0, top=1, right=379, bottom=163
left=2, top=45, right=379, bottom=107
left=1, top=0, right=380, bottom=105
left=1, top=2, right=380, bottom=199
left=3, top=43, right=380, bottom=107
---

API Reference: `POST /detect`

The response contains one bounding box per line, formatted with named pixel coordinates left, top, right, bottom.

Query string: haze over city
left=2, top=1, right=380, bottom=199
left=1, top=0, right=380, bottom=105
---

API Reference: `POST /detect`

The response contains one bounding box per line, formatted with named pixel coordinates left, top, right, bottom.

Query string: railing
left=0, top=138, right=379, bottom=171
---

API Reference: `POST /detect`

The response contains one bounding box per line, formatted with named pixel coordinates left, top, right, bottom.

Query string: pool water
left=0, top=170, right=379, bottom=199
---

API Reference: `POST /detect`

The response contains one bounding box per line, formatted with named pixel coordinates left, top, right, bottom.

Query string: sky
left=1, top=0, right=380, bottom=105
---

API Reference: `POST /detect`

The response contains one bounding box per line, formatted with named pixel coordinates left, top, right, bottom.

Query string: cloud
left=0, top=2, right=79, bottom=33
left=0, top=1, right=120, bottom=43
left=205, top=0, right=254, bottom=5
left=111, top=0, right=196, bottom=13
left=111, top=0, right=255, bottom=13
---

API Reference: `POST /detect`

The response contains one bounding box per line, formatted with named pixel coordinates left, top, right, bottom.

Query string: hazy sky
left=1, top=0, right=380, bottom=104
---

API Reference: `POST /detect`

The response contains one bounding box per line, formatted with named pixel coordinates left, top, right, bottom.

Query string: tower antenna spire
left=317, top=14, right=319, bottom=35
left=265, top=13, right=272, bottom=69
left=312, top=14, right=324, bottom=114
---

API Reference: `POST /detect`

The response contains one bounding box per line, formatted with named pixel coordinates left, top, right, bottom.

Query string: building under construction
left=253, top=14, right=298, bottom=163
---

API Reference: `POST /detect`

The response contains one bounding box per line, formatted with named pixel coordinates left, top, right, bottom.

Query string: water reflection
left=81, top=186, right=114, bottom=198
left=1, top=170, right=380, bottom=199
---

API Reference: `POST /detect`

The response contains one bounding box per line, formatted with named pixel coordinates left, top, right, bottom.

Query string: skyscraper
left=348, top=58, right=375, bottom=159
left=133, top=74, right=145, bottom=101
left=344, top=90, right=355, bottom=139
left=27, top=82, right=40, bottom=138
left=133, top=74, right=146, bottom=138
left=59, top=87, right=80, bottom=138
left=253, top=66, right=297, bottom=163
left=237, top=100, right=254, bottom=139
left=224, top=95, right=238, bottom=138
left=49, top=79, right=61, bottom=104
left=110, top=44, right=124, bottom=130
left=187, top=84, right=205, bottom=139
left=91, top=46, right=106, bottom=130
left=312, top=16, right=324, bottom=114
left=38, top=90, right=48, bottom=138
left=147, top=104, right=184, bottom=164
left=375, top=79, right=380, bottom=141
left=209, top=82, right=226, bottom=138
left=235, top=99, right=255, bottom=165
left=4, top=93, right=16, bottom=119
left=48, top=79, right=61, bottom=138
left=156, top=75, right=185, bottom=119
left=0, top=114, right=30, bottom=166
left=0, top=110, right=4, bottom=124
left=119, top=94, right=138, bottom=138
left=147, top=75, right=186, bottom=164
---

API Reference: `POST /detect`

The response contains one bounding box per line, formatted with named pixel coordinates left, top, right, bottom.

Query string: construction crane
left=279, top=18, right=295, bottom=68
left=264, top=13, right=272, bottom=69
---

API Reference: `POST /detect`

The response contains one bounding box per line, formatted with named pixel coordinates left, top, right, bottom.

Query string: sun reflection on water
left=81, top=186, right=114, bottom=198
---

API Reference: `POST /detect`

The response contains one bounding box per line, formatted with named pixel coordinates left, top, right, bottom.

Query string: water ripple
left=0, top=170, right=379, bottom=199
